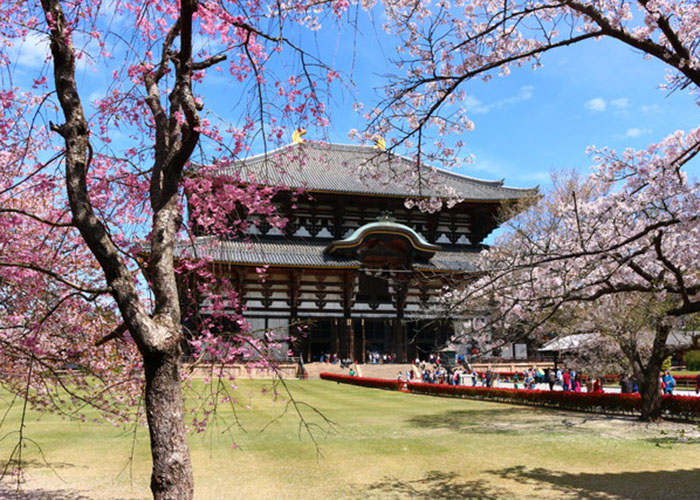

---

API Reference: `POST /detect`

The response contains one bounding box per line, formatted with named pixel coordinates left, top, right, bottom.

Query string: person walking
left=547, top=369, right=556, bottom=391
left=562, top=370, right=571, bottom=391
left=662, top=371, right=676, bottom=395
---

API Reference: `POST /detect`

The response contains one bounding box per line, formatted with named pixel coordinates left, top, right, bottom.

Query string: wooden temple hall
left=180, top=142, right=534, bottom=363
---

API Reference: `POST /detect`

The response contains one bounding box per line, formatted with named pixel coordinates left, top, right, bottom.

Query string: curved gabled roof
left=209, top=142, right=536, bottom=202
left=325, top=220, right=440, bottom=261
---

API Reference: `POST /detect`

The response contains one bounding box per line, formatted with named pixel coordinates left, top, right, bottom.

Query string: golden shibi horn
left=292, top=128, right=307, bottom=144
left=372, top=135, right=386, bottom=150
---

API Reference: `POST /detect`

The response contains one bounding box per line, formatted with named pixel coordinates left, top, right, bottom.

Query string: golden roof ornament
left=372, top=134, right=386, bottom=150
left=292, top=128, right=306, bottom=144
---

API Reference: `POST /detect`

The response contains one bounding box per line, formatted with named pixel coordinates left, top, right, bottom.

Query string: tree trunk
left=637, top=322, right=670, bottom=422
left=638, top=367, right=662, bottom=422
left=144, top=350, right=194, bottom=500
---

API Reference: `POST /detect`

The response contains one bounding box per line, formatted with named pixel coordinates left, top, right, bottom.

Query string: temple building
left=182, top=142, right=535, bottom=363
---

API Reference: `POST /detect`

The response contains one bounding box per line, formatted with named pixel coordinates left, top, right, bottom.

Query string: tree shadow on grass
left=407, top=409, right=517, bottom=432
left=490, top=465, right=700, bottom=500
left=0, top=482, right=92, bottom=499
left=406, top=408, right=621, bottom=435
left=0, top=458, right=80, bottom=470
left=359, top=470, right=511, bottom=499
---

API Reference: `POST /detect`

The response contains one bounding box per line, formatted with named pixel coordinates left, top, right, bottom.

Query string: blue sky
left=314, top=14, right=700, bottom=192
left=9, top=5, right=700, bottom=195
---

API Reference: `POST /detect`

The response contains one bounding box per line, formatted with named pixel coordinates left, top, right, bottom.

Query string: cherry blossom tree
left=1, top=1, right=350, bottom=497
left=450, top=156, right=699, bottom=420
left=553, top=294, right=692, bottom=383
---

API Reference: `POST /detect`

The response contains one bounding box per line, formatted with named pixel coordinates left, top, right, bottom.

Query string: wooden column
left=391, top=319, right=407, bottom=362
left=426, top=213, right=440, bottom=243
left=338, top=318, right=353, bottom=360
left=306, top=334, right=312, bottom=363
left=289, top=270, right=301, bottom=358
left=346, top=318, right=355, bottom=361
left=333, top=198, right=346, bottom=239
left=360, top=319, right=366, bottom=363
left=406, top=322, right=416, bottom=362
left=331, top=319, right=339, bottom=357
left=392, top=277, right=409, bottom=362
left=383, top=319, right=391, bottom=354
left=342, top=271, right=356, bottom=361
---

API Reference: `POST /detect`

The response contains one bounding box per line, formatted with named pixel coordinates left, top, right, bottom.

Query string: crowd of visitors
left=321, top=351, right=696, bottom=396
left=318, top=353, right=355, bottom=368
left=391, top=363, right=620, bottom=394
left=319, top=351, right=403, bottom=364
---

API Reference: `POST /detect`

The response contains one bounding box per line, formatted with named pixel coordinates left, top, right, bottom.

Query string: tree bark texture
left=638, top=363, right=663, bottom=422
left=636, top=322, right=670, bottom=421
left=144, top=353, right=194, bottom=500
left=145, top=349, right=194, bottom=500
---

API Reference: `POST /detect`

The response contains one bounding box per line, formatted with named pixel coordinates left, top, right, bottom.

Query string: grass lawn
left=2, top=379, right=700, bottom=499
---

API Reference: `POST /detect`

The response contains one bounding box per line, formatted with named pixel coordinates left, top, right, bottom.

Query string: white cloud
left=470, top=158, right=505, bottom=176
left=464, top=95, right=488, bottom=114
left=641, top=104, right=661, bottom=113
left=585, top=98, right=607, bottom=112
left=88, top=90, right=105, bottom=105
left=11, top=33, right=50, bottom=69
left=611, top=98, right=629, bottom=109
left=519, top=170, right=550, bottom=183
left=465, top=86, right=534, bottom=115
left=623, top=127, right=652, bottom=138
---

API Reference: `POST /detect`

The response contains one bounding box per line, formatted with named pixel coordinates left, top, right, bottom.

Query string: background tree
left=450, top=160, right=699, bottom=420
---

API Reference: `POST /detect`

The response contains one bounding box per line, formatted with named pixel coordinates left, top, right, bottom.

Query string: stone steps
left=303, top=362, right=418, bottom=380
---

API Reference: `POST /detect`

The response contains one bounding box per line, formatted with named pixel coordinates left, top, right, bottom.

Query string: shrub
left=684, top=351, right=700, bottom=371
left=320, top=373, right=700, bottom=420
left=320, top=372, right=401, bottom=390
left=662, top=356, right=673, bottom=371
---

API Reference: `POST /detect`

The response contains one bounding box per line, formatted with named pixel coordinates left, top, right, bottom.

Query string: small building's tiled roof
left=208, top=142, right=536, bottom=201
left=177, top=237, right=481, bottom=273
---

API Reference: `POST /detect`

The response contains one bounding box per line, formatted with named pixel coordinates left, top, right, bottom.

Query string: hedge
left=471, top=371, right=700, bottom=387
left=320, top=372, right=700, bottom=420
left=684, top=351, right=700, bottom=371
left=319, top=372, right=401, bottom=390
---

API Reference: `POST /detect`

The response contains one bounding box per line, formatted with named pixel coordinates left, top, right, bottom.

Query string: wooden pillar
left=338, top=318, right=353, bottom=360
left=341, top=270, right=356, bottom=361
left=381, top=319, right=391, bottom=355
left=289, top=270, right=301, bottom=359
left=360, top=319, right=366, bottom=363
left=392, top=276, right=408, bottom=362
left=331, top=319, right=339, bottom=357
left=401, top=320, right=408, bottom=363
left=306, top=330, right=312, bottom=363
left=392, top=319, right=407, bottom=362
left=347, top=318, right=355, bottom=361
left=426, top=213, right=440, bottom=243
left=406, top=322, right=415, bottom=362
left=333, top=198, right=346, bottom=239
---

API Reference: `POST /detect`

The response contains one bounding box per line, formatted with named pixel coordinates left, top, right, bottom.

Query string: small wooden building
left=181, top=142, right=535, bottom=362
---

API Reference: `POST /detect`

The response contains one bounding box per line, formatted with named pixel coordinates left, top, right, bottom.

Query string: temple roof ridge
left=210, top=141, right=536, bottom=201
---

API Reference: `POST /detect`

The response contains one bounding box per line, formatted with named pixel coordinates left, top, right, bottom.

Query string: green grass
left=2, top=379, right=700, bottom=499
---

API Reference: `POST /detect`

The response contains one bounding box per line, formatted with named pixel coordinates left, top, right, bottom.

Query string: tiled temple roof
left=177, top=237, right=481, bottom=273
left=209, top=142, right=536, bottom=201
